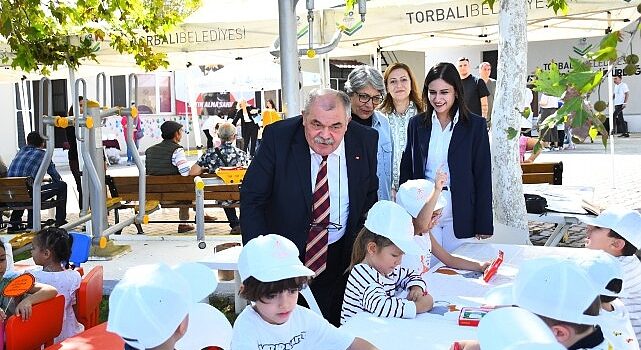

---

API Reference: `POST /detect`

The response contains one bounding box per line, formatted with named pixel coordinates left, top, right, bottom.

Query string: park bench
left=521, top=161, right=563, bottom=185
left=105, top=174, right=240, bottom=234
left=0, top=177, right=61, bottom=230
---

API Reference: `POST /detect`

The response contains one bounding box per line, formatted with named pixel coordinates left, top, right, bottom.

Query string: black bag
left=524, top=194, right=547, bottom=214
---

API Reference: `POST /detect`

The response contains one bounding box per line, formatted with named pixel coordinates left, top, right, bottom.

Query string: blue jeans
left=10, top=181, right=68, bottom=228
left=126, top=138, right=140, bottom=163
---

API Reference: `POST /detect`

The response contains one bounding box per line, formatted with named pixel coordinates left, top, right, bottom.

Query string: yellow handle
left=99, top=236, right=107, bottom=249
left=194, top=176, right=205, bottom=190
left=143, top=215, right=149, bottom=224
left=54, top=116, right=69, bottom=128
left=85, top=117, right=94, bottom=129
left=131, top=106, right=138, bottom=118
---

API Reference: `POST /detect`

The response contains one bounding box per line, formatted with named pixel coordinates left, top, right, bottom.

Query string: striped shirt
left=341, top=263, right=426, bottom=325
left=171, top=148, right=190, bottom=176
left=618, top=255, right=641, bottom=340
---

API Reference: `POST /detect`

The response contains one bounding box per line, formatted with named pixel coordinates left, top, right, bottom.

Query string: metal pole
left=32, top=118, right=55, bottom=231
left=96, top=72, right=107, bottom=106
left=607, top=66, right=615, bottom=189
left=194, top=177, right=206, bottom=249
left=279, top=0, right=301, bottom=118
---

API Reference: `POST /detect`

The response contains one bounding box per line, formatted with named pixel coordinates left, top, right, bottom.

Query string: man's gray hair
left=344, top=65, right=386, bottom=96
left=303, top=88, right=351, bottom=120
left=217, top=122, right=237, bottom=142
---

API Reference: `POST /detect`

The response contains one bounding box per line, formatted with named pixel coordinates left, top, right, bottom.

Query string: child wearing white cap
left=481, top=256, right=613, bottom=349
left=581, top=208, right=641, bottom=340
left=577, top=251, right=640, bottom=350
left=396, top=176, right=490, bottom=276
left=232, top=234, right=377, bottom=350
left=451, top=307, right=566, bottom=350
left=107, top=262, right=231, bottom=350
left=340, top=201, right=433, bottom=325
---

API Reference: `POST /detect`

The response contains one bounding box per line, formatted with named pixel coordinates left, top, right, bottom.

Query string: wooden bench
left=105, top=175, right=240, bottom=234
left=521, top=161, right=563, bottom=185
left=0, top=177, right=61, bottom=230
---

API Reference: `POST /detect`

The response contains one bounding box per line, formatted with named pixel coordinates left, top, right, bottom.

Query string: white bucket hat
left=484, top=256, right=602, bottom=325
left=238, top=234, right=314, bottom=283
left=364, top=200, right=421, bottom=255
left=580, top=208, right=641, bottom=250
left=576, top=250, right=623, bottom=297
left=108, top=262, right=218, bottom=349
left=477, top=307, right=565, bottom=350
left=396, top=179, right=447, bottom=218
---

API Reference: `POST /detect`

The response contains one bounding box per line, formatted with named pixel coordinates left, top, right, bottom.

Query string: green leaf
left=482, top=0, right=497, bottom=10
left=532, top=64, right=566, bottom=97
left=507, top=127, right=518, bottom=140
left=587, top=46, right=618, bottom=62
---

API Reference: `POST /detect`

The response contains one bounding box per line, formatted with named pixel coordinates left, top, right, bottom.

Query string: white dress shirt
left=310, top=140, right=349, bottom=244
left=614, top=82, right=629, bottom=106
left=425, top=111, right=458, bottom=188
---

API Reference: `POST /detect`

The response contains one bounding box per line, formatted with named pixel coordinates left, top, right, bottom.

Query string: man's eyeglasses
left=309, top=221, right=343, bottom=231
left=356, top=93, right=384, bottom=105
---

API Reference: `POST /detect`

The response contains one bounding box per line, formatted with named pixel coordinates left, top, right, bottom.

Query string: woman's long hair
left=379, top=63, right=425, bottom=114
left=421, top=62, right=470, bottom=125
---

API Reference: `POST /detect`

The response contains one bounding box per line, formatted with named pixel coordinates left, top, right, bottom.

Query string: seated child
left=232, top=234, right=377, bottom=350
left=479, top=256, right=612, bottom=349
left=341, top=200, right=433, bottom=325
left=452, top=307, right=566, bottom=350
left=108, top=262, right=221, bottom=350
left=30, top=227, right=84, bottom=342
left=0, top=244, right=57, bottom=321
left=581, top=208, right=641, bottom=340
left=577, top=251, right=639, bottom=350
left=396, top=174, right=490, bottom=276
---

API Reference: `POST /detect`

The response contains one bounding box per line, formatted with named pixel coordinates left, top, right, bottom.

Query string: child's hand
left=478, top=261, right=491, bottom=272
left=435, top=168, right=448, bottom=191
left=407, top=286, right=424, bottom=302
left=414, top=292, right=434, bottom=314
left=15, top=298, right=33, bottom=321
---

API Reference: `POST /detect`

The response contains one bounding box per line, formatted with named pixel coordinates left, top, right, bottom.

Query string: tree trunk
left=491, top=0, right=528, bottom=231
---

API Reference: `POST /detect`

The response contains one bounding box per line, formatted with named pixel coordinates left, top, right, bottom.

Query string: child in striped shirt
left=341, top=201, right=433, bottom=325
left=581, top=208, right=641, bottom=341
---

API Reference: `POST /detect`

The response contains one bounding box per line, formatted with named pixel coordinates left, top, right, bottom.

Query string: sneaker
left=229, top=225, right=242, bottom=234
left=619, top=133, right=630, bottom=138
left=177, top=224, right=194, bottom=233
left=204, top=215, right=218, bottom=222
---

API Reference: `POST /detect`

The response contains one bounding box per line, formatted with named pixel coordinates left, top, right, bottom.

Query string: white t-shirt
left=600, top=299, right=640, bottom=350
left=31, top=269, right=85, bottom=343
left=618, top=255, right=641, bottom=340
left=614, top=82, right=630, bottom=106
left=231, top=305, right=354, bottom=350
left=400, top=235, right=432, bottom=283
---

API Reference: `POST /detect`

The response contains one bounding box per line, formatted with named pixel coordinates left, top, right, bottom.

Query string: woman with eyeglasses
left=378, top=63, right=426, bottom=195
left=345, top=65, right=393, bottom=201
left=399, top=62, right=493, bottom=256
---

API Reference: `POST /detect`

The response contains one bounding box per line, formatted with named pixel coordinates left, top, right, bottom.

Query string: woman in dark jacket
left=400, top=62, right=493, bottom=258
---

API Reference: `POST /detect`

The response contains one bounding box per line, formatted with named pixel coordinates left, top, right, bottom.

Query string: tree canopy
left=0, top=0, right=200, bottom=75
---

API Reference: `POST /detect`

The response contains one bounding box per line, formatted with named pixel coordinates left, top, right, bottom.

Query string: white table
left=199, top=245, right=246, bottom=313
left=340, top=243, right=592, bottom=350
left=523, top=184, right=595, bottom=246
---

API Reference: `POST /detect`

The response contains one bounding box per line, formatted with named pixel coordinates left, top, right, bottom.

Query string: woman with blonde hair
left=379, top=63, right=425, bottom=193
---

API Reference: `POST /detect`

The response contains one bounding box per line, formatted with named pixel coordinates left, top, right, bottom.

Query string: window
left=135, top=72, right=175, bottom=114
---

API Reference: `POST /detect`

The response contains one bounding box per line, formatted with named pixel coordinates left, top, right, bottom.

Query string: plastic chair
left=76, top=265, right=104, bottom=330
left=5, top=294, right=65, bottom=350
left=69, top=232, right=91, bottom=267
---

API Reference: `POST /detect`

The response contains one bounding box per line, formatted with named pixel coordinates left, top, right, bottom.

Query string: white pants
left=430, top=191, right=476, bottom=267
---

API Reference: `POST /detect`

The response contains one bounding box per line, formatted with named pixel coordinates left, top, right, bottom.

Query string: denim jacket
left=372, top=111, right=393, bottom=201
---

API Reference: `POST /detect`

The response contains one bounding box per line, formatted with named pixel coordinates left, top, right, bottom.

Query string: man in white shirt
left=613, top=74, right=630, bottom=138
left=478, top=62, right=496, bottom=123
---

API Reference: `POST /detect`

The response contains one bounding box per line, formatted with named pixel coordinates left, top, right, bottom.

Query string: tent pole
left=279, top=0, right=300, bottom=118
